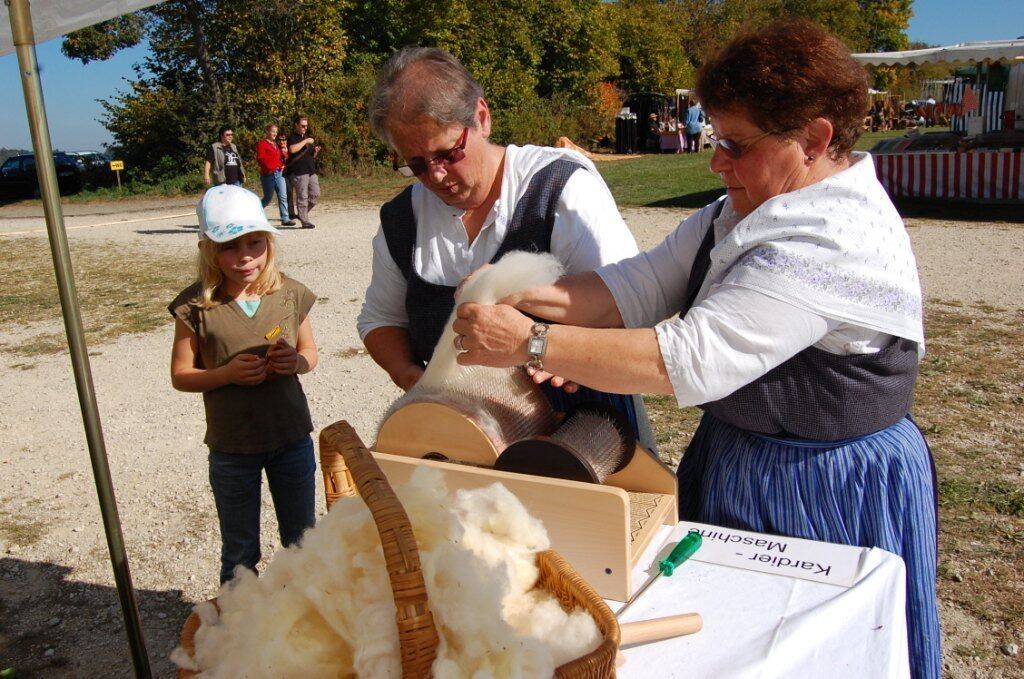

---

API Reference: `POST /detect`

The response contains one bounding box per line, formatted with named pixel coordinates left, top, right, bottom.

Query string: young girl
left=169, top=185, right=319, bottom=584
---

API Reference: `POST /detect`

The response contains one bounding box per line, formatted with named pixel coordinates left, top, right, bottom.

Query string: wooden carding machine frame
left=329, top=400, right=678, bottom=603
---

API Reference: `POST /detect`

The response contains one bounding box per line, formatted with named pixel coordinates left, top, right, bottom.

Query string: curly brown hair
left=695, top=18, right=869, bottom=160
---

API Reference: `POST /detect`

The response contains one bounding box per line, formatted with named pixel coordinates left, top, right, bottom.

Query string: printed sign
left=109, top=160, right=125, bottom=171
left=675, top=522, right=867, bottom=588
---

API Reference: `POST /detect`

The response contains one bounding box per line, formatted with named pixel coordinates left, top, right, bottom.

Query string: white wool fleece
left=174, top=466, right=602, bottom=678
left=417, top=250, right=564, bottom=392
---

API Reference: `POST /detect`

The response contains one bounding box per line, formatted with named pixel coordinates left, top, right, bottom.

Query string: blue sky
left=1, top=0, right=1021, bottom=151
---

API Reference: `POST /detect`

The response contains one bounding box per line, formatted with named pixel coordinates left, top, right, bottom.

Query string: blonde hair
left=194, top=233, right=284, bottom=309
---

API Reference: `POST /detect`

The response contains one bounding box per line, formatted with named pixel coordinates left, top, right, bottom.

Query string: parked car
left=69, top=151, right=115, bottom=188
left=0, top=152, right=87, bottom=196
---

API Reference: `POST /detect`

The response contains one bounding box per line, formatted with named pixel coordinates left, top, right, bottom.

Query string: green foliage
left=613, top=0, right=694, bottom=93
left=62, top=0, right=914, bottom=183
left=61, top=15, right=145, bottom=64
left=858, top=0, right=913, bottom=52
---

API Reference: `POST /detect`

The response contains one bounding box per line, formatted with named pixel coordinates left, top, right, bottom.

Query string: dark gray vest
left=379, top=158, right=658, bottom=450
left=683, top=202, right=919, bottom=441
left=380, top=158, right=582, bottom=365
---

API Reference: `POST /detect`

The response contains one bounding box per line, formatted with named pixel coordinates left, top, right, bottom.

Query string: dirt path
left=0, top=198, right=1020, bottom=676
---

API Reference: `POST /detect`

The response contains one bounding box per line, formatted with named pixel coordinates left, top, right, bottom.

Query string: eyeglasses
left=392, top=127, right=468, bottom=178
left=708, top=128, right=795, bottom=159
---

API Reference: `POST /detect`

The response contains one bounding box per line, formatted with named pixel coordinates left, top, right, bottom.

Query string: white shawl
left=697, top=152, right=925, bottom=346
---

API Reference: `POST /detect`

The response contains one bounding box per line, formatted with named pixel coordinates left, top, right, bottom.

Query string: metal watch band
left=526, top=322, right=549, bottom=371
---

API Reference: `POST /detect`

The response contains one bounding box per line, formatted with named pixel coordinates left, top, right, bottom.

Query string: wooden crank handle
left=619, top=612, right=703, bottom=646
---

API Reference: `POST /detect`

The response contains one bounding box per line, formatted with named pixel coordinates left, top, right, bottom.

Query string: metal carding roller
left=495, top=402, right=636, bottom=483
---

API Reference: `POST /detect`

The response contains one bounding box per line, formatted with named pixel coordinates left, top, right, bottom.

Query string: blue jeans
left=260, top=170, right=290, bottom=222
left=208, top=435, right=316, bottom=584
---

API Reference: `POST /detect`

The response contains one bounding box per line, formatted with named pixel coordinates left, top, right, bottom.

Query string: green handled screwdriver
left=616, top=532, right=703, bottom=618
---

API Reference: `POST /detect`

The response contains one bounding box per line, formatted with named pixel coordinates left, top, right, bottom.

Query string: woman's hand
left=452, top=303, right=533, bottom=368
left=266, top=339, right=300, bottom=375
left=526, top=366, right=579, bottom=393
left=221, top=353, right=267, bottom=386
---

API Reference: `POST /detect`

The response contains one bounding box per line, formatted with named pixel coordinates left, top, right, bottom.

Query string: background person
left=357, top=46, right=656, bottom=450
left=452, top=19, right=939, bottom=679
left=204, top=125, right=245, bottom=187
left=684, top=98, right=705, bottom=152
left=646, top=112, right=661, bottom=152
left=278, top=134, right=299, bottom=222
left=169, top=185, right=319, bottom=584
left=256, top=123, right=294, bottom=225
left=286, top=115, right=320, bottom=229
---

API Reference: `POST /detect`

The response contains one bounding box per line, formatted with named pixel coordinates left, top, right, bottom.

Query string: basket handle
left=319, top=421, right=439, bottom=678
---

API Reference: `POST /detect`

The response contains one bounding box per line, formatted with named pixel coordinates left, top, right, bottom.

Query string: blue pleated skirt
left=678, top=413, right=940, bottom=679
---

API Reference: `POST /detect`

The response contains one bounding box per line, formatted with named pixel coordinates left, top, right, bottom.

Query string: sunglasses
left=392, top=127, right=468, bottom=178
left=708, top=128, right=796, bottom=159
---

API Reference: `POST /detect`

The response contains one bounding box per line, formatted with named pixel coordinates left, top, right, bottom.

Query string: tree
left=612, top=0, right=694, bottom=93
left=859, top=0, right=913, bottom=52
left=61, top=16, right=145, bottom=64
left=66, top=0, right=348, bottom=178
left=66, top=0, right=912, bottom=176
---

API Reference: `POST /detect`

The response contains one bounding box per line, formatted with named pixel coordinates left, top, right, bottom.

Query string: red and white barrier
left=873, top=150, right=1024, bottom=201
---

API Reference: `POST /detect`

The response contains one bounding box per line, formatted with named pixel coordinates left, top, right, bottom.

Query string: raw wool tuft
left=418, top=250, right=565, bottom=392
left=380, top=251, right=565, bottom=451
left=173, top=466, right=602, bottom=677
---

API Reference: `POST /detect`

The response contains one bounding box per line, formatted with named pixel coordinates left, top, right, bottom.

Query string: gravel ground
left=0, top=198, right=1021, bottom=677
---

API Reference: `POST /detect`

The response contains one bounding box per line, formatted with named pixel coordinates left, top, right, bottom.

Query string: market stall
left=853, top=39, right=1024, bottom=202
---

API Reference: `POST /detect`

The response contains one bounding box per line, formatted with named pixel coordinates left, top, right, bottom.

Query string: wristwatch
left=526, top=322, right=550, bottom=371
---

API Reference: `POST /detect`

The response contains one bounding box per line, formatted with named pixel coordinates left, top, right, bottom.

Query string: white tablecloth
left=613, top=523, right=910, bottom=678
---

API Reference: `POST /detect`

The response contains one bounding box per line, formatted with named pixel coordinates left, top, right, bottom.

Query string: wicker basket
left=178, top=420, right=620, bottom=678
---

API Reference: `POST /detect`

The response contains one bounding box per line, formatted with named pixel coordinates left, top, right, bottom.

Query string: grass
left=334, top=346, right=367, bottom=359
left=0, top=507, right=48, bottom=547
left=0, top=237, right=191, bottom=357
left=914, top=300, right=1024, bottom=641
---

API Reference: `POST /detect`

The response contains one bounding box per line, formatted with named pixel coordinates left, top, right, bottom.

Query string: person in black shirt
left=285, top=115, right=321, bottom=229
left=204, top=126, right=246, bottom=187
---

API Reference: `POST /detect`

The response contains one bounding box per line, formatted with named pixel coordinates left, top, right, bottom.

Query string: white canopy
left=0, top=0, right=161, bottom=56
left=852, top=39, right=1024, bottom=67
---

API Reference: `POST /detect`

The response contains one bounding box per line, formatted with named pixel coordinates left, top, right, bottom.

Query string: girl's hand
left=266, top=339, right=300, bottom=375
left=222, top=353, right=267, bottom=386
left=452, top=303, right=533, bottom=368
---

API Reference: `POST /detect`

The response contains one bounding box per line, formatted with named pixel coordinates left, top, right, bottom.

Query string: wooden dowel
left=619, top=612, right=703, bottom=646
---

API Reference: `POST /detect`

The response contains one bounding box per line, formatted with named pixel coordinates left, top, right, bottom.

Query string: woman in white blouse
left=358, top=46, right=656, bottom=449
left=454, top=19, right=939, bottom=679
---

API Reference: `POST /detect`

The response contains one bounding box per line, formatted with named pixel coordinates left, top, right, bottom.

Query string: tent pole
left=7, top=0, right=152, bottom=676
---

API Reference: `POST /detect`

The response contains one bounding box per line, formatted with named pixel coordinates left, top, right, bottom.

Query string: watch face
left=528, top=336, right=547, bottom=355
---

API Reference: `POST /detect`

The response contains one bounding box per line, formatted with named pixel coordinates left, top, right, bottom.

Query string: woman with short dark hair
left=359, top=46, right=657, bottom=450
left=203, top=125, right=245, bottom=187
left=455, top=19, right=939, bottom=678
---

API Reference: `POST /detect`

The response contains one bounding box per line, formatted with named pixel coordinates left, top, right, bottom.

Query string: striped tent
left=945, top=79, right=1005, bottom=133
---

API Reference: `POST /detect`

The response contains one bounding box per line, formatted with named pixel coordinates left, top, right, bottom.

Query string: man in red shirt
left=256, top=123, right=295, bottom=226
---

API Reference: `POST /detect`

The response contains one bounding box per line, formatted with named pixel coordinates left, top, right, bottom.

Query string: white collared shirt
left=358, top=144, right=639, bottom=339
left=598, top=195, right=894, bottom=408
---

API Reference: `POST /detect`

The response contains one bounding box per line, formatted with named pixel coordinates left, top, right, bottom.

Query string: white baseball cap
left=197, top=185, right=280, bottom=243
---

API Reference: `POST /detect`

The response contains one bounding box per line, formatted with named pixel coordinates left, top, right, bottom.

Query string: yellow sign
left=109, top=160, right=125, bottom=171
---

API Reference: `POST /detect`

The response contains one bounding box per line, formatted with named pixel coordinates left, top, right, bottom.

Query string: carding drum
left=496, top=402, right=636, bottom=483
